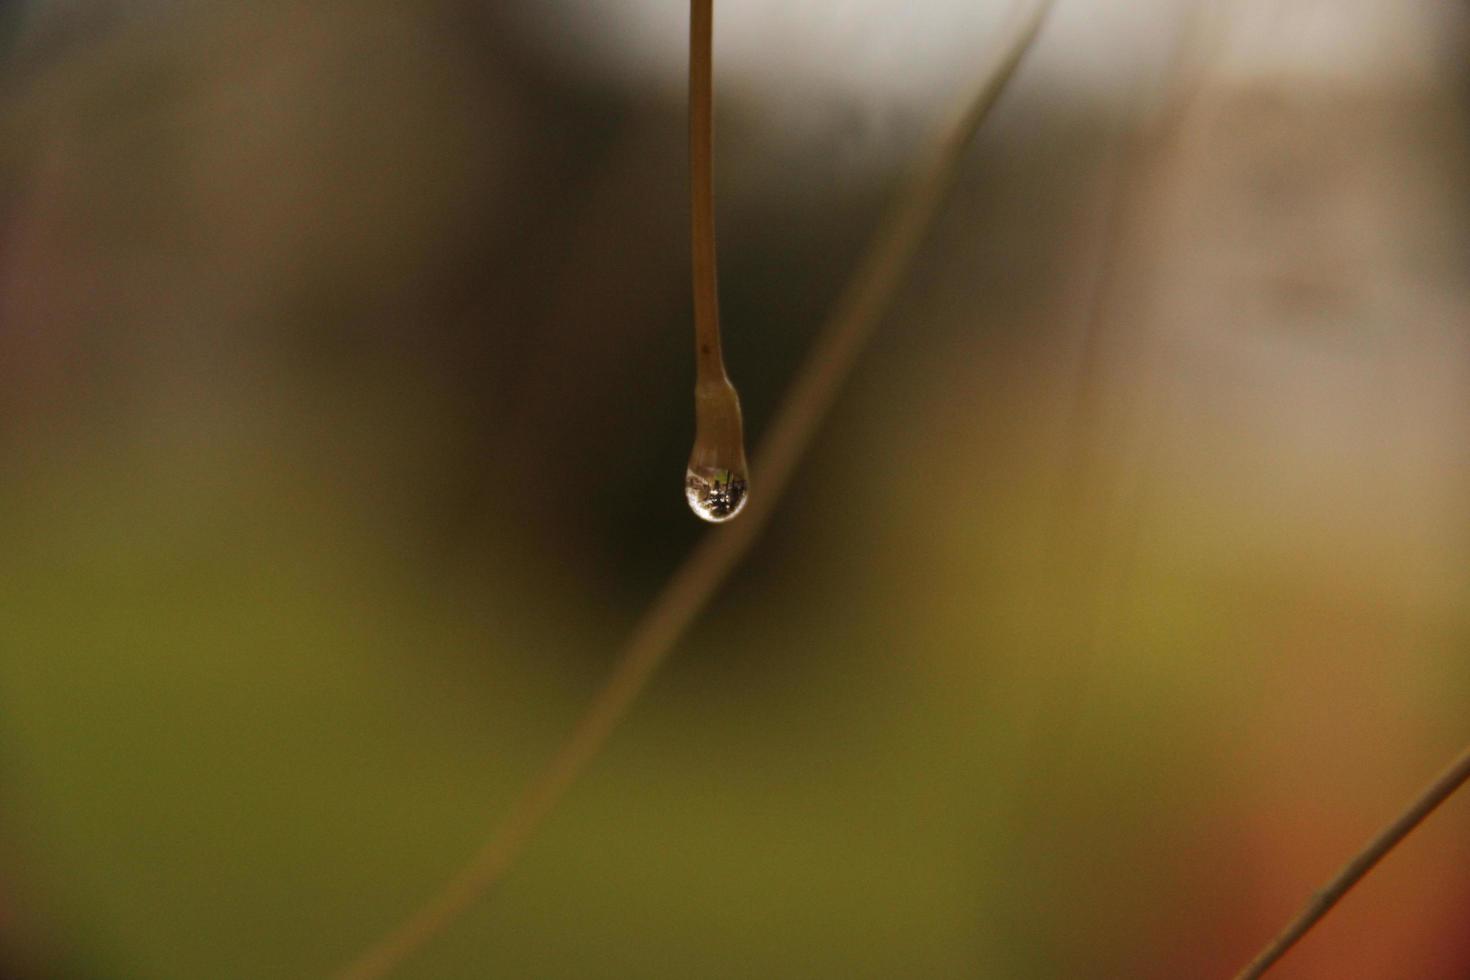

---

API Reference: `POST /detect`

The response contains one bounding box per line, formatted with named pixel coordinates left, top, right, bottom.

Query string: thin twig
left=334, top=3, right=1052, bottom=977
left=1232, top=741, right=1470, bottom=980
left=685, top=0, right=749, bottom=522
left=689, top=0, right=723, bottom=382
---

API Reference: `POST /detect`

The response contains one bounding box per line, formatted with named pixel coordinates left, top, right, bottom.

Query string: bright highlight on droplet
left=685, top=465, right=749, bottom=522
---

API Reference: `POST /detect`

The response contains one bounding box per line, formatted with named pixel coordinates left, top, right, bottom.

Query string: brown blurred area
left=3, top=1, right=1470, bottom=977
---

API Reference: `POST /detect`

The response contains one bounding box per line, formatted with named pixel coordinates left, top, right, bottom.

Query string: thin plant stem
left=684, top=0, right=750, bottom=523
left=690, top=0, right=723, bottom=385
left=1233, top=740, right=1470, bottom=980
left=334, top=3, right=1052, bottom=977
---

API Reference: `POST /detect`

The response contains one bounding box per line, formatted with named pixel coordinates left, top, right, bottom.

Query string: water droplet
left=685, top=465, right=749, bottom=522
left=686, top=376, right=749, bottom=522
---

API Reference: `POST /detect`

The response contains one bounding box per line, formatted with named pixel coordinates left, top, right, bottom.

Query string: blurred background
left=3, top=0, right=1470, bottom=976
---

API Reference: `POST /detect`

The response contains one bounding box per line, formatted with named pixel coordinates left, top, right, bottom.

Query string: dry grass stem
left=1233, top=741, right=1470, bottom=979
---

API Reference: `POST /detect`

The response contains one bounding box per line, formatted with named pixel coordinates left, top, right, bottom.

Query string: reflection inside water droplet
left=685, top=465, right=748, bottom=523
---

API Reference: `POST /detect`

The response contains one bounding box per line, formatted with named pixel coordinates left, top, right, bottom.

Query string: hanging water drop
left=685, top=466, right=748, bottom=522
left=685, top=375, right=749, bottom=522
